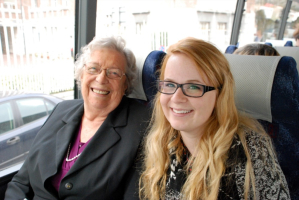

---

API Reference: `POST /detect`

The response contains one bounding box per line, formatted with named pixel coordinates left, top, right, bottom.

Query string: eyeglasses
left=157, top=81, right=216, bottom=98
left=84, top=64, right=126, bottom=80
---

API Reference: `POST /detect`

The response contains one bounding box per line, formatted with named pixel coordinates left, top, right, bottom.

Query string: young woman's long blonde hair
left=139, top=38, right=267, bottom=200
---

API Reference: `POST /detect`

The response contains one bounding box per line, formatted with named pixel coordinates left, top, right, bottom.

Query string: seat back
left=127, top=50, right=166, bottom=106
left=142, top=51, right=166, bottom=106
left=225, top=54, right=299, bottom=199
left=131, top=51, right=299, bottom=198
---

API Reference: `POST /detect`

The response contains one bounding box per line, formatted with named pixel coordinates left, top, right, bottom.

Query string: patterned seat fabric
left=275, top=46, right=299, bottom=75
left=261, top=56, right=299, bottom=200
left=284, top=40, right=293, bottom=47
left=142, top=50, right=166, bottom=107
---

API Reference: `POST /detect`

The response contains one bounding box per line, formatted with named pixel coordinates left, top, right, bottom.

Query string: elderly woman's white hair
left=74, top=36, right=137, bottom=95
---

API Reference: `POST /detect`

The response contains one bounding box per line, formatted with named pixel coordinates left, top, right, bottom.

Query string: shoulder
left=39, top=99, right=83, bottom=133
left=111, top=97, right=150, bottom=137
left=244, top=130, right=270, bottom=158
left=126, top=97, right=151, bottom=120
left=244, top=130, right=279, bottom=166
left=56, top=99, right=83, bottom=109
left=245, top=131, right=291, bottom=199
left=127, top=97, right=149, bottom=110
left=51, top=99, right=83, bottom=116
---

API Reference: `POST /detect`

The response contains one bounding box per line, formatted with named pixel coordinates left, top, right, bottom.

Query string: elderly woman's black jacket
left=5, top=96, right=150, bottom=200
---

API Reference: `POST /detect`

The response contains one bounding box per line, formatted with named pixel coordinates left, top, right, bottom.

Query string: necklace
left=65, top=143, right=81, bottom=162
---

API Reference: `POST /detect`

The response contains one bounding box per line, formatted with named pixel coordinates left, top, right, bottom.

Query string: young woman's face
left=160, top=53, right=217, bottom=138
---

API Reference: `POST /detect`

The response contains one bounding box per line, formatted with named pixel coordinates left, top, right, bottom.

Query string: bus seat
left=266, top=39, right=291, bottom=47
left=142, top=50, right=166, bottom=106
left=225, top=54, right=299, bottom=199
left=264, top=42, right=272, bottom=46
left=225, top=45, right=238, bottom=54
left=131, top=51, right=299, bottom=198
left=275, top=46, right=299, bottom=75
left=127, top=50, right=166, bottom=107
left=127, top=51, right=148, bottom=102
left=284, top=40, right=293, bottom=47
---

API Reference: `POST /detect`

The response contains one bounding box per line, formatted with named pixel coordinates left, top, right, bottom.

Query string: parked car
left=0, top=91, right=63, bottom=171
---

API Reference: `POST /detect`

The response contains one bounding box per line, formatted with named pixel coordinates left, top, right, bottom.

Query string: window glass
left=96, top=0, right=237, bottom=53
left=45, top=100, right=55, bottom=113
left=0, top=0, right=72, bottom=174
left=0, top=102, right=14, bottom=134
left=238, top=0, right=288, bottom=46
left=16, top=98, right=47, bottom=124
left=0, top=0, right=75, bottom=98
left=285, top=0, right=299, bottom=46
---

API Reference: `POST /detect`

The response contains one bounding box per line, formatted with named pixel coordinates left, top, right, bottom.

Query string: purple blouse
left=51, top=126, right=90, bottom=191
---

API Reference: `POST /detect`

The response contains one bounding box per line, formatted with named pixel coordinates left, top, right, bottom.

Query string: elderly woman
left=139, top=38, right=290, bottom=200
left=5, top=36, right=150, bottom=199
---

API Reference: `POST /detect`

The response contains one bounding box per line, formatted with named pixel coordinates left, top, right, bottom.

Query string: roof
left=0, top=91, right=25, bottom=98
left=0, top=91, right=63, bottom=103
left=0, top=91, right=45, bottom=98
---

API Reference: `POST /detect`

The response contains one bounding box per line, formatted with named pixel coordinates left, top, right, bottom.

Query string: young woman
left=139, top=38, right=290, bottom=200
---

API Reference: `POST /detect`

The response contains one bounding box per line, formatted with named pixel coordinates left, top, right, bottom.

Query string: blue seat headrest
left=275, top=46, right=299, bottom=75
left=225, top=45, right=238, bottom=54
left=265, top=42, right=273, bottom=46
left=142, top=50, right=166, bottom=106
left=284, top=40, right=293, bottom=46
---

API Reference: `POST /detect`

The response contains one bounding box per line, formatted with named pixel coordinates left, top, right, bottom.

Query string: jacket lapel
left=40, top=101, right=84, bottom=189
left=55, top=103, right=85, bottom=170
left=67, top=97, right=129, bottom=175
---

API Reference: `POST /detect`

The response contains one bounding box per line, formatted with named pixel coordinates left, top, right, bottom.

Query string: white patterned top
left=165, top=131, right=290, bottom=200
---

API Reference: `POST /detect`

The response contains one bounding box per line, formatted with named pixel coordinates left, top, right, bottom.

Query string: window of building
left=218, top=22, right=227, bottom=30
left=200, top=21, right=210, bottom=30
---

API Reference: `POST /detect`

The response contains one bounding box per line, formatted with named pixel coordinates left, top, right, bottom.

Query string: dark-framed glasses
left=84, top=64, right=126, bottom=80
left=157, top=80, right=216, bottom=98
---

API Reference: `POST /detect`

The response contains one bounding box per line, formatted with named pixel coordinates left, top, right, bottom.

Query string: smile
left=172, top=108, right=192, bottom=114
left=92, top=88, right=110, bottom=95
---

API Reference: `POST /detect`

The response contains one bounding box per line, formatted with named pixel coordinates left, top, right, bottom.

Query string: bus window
left=0, top=0, right=74, bottom=174
left=0, top=0, right=75, bottom=97
left=95, top=0, right=237, bottom=53
left=238, top=0, right=290, bottom=45
left=285, top=0, right=299, bottom=46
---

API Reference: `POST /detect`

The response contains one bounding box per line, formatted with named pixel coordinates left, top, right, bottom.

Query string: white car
left=0, top=91, right=63, bottom=171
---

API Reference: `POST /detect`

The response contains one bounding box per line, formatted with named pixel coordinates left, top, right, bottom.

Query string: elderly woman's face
left=81, top=48, right=127, bottom=114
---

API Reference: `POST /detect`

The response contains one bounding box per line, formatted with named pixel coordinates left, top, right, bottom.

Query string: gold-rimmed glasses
left=84, top=64, right=126, bottom=80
